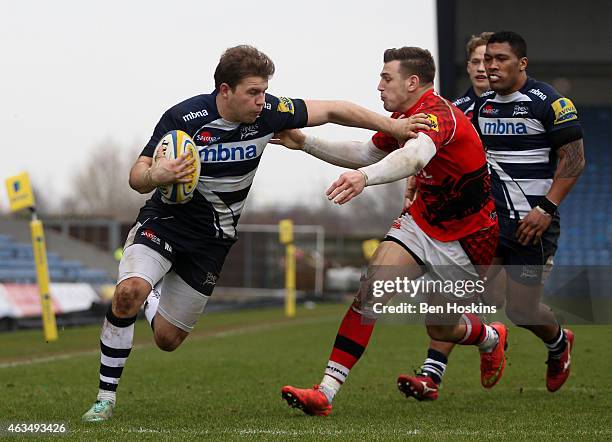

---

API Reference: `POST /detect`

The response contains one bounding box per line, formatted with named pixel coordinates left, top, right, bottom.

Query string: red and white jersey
left=372, top=89, right=496, bottom=242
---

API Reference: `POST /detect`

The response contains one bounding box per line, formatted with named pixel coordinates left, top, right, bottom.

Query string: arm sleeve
left=140, top=110, right=176, bottom=157
left=412, top=105, right=455, bottom=148
left=303, top=136, right=387, bottom=168
left=540, top=92, right=583, bottom=149
left=358, top=132, right=437, bottom=186
left=269, top=95, right=309, bottom=130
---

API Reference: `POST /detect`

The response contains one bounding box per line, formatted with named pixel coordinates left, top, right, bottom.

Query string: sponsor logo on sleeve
left=182, top=109, right=209, bottom=122
left=453, top=96, right=471, bottom=106
left=552, top=97, right=578, bottom=124
left=277, top=97, right=295, bottom=114
left=426, top=114, right=439, bottom=132
left=528, top=88, right=548, bottom=101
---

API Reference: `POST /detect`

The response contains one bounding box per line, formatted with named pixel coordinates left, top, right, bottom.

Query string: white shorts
left=117, top=224, right=210, bottom=332
left=384, top=214, right=479, bottom=298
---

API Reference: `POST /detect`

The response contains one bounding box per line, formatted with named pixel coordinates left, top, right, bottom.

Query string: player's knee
left=154, top=330, right=186, bottom=352
left=114, top=278, right=149, bottom=316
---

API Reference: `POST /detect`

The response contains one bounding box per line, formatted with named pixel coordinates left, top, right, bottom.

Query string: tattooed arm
left=546, top=138, right=586, bottom=204
left=516, top=138, right=585, bottom=246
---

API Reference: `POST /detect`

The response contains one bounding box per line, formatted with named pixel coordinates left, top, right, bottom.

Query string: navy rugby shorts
left=496, top=215, right=560, bottom=286
left=130, top=216, right=233, bottom=296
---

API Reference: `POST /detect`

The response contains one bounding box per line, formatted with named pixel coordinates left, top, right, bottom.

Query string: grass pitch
left=0, top=302, right=610, bottom=440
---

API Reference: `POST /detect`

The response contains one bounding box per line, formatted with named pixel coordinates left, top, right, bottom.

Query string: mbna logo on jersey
left=552, top=98, right=577, bottom=125
left=482, top=119, right=528, bottom=135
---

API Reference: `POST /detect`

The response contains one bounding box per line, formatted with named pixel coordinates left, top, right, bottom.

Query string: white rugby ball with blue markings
left=154, top=130, right=200, bottom=204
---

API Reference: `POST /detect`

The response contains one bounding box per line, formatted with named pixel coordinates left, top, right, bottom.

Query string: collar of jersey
left=404, top=88, right=436, bottom=115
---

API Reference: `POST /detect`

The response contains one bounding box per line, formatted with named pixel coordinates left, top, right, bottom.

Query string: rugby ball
left=154, top=130, right=201, bottom=204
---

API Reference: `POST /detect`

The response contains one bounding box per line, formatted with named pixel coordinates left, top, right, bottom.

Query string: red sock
left=325, top=306, right=375, bottom=383
left=458, top=313, right=486, bottom=345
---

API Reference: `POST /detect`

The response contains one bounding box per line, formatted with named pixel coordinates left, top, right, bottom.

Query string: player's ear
left=519, top=57, right=528, bottom=72
left=407, top=74, right=419, bottom=92
left=219, top=83, right=231, bottom=98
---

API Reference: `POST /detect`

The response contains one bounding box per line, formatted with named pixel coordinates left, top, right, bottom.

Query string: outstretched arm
left=269, top=129, right=387, bottom=168
left=305, top=100, right=430, bottom=145
left=270, top=111, right=431, bottom=168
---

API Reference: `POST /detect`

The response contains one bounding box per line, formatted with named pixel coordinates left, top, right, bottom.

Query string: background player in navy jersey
left=473, top=31, right=585, bottom=393
left=82, top=45, right=431, bottom=422
left=453, top=32, right=493, bottom=118
left=398, top=31, right=497, bottom=401
left=273, top=47, right=505, bottom=416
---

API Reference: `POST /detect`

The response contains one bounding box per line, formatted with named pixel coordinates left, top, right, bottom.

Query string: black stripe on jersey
left=485, top=136, right=550, bottom=150
left=334, top=335, right=365, bottom=359
left=100, top=341, right=132, bottom=358
left=202, top=156, right=262, bottom=178
left=100, top=364, right=124, bottom=378
left=213, top=185, right=252, bottom=207
left=496, top=162, right=554, bottom=180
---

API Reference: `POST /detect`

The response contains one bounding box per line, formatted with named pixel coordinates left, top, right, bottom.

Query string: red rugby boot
left=397, top=374, right=439, bottom=401
left=480, top=322, right=508, bottom=388
left=281, top=384, right=332, bottom=416
left=546, top=329, right=574, bottom=392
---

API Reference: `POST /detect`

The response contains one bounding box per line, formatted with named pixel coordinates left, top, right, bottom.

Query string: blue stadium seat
left=0, top=237, right=113, bottom=283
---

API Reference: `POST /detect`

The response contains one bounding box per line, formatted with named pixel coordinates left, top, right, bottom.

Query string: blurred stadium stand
left=555, top=107, right=611, bottom=266
left=0, top=233, right=112, bottom=284
left=0, top=218, right=117, bottom=277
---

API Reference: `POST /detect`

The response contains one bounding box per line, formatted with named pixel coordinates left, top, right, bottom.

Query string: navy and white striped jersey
left=473, top=78, right=582, bottom=219
left=138, top=91, right=308, bottom=241
left=452, top=86, right=479, bottom=119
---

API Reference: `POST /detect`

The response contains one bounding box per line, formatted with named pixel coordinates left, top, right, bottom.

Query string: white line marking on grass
left=70, top=427, right=612, bottom=437
left=0, top=315, right=337, bottom=369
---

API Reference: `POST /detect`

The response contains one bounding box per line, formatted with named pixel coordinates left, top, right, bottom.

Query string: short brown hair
left=214, top=45, right=275, bottom=90
left=465, top=32, right=493, bottom=59
left=383, top=47, right=435, bottom=84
